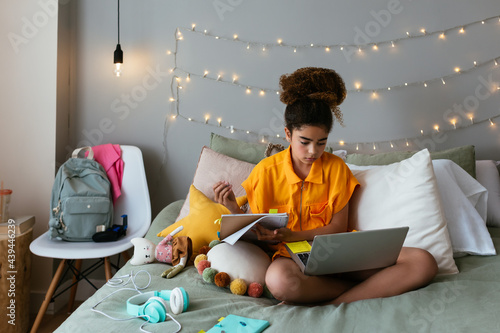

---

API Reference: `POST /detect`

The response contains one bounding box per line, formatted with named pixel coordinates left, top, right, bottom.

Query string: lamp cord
left=117, top=0, right=120, bottom=44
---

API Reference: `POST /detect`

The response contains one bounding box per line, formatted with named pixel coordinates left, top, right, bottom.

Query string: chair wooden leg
left=104, top=257, right=112, bottom=281
left=67, top=259, right=82, bottom=313
left=121, top=250, right=131, bottom=262
left=30, top=259, right=67, bottom=333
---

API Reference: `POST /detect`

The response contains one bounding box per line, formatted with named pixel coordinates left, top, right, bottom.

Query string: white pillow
left=208, top=241, right=271, bottom=286
left=432, top=160, right=495, bottom=257
left=332, top=149, right=347, bottom=161
left=348, top=149, right=458, bottom=275
left=350, top=160, right=495, bottom=257
left=476, top=160, right=500, bottom=227
left=176, top=147, right=255, bottom=222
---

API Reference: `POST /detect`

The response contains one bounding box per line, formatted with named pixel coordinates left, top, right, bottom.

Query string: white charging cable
left=90, top=270, right=181, bottom=333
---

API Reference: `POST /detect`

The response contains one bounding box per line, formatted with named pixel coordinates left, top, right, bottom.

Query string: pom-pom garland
left=199, top=245, right=211, bottom=255
left=247, top=282, right=264, bottom=298
left=194, top=254, right=208, bottom=268
left=197, top=260, right=211, bottom=275
left=209, top=239, right=222, bottom=248
left=214, top=272, right=231, bottom=287
left=230, top=279, right=247, bottom=295
left=202, top=267, right=218, bottom=283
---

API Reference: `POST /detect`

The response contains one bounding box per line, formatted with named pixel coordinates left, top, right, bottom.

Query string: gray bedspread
left=55, top=200, right=500, bottom=332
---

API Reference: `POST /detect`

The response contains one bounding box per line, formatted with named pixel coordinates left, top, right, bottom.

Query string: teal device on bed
left=126, top=287, right=189, bottom=323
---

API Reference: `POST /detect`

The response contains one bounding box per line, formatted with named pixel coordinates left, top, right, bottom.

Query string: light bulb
left=113, top=43, right=123, bottom=77
left=114, top=63, right=122, bottom=77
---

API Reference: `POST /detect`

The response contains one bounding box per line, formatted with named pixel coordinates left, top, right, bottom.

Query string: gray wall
left=1, top=0, right=58, bottom=300
left=62, top=0, right=500, bottom=216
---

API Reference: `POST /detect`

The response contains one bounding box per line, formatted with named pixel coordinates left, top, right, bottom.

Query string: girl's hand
left=212, top=181, right=241, bottom=214
left=254, top=224, right=293, bottom=242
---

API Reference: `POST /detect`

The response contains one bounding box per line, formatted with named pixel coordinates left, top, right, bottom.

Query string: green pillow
left=210, top=133, right=349, bottom=164
left=209, top=133, right=268, bottom=164
left=346, top=145, right=476, bottom=178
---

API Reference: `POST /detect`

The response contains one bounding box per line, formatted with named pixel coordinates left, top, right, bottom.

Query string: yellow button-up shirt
left=242, top=146, right=359, bottom=258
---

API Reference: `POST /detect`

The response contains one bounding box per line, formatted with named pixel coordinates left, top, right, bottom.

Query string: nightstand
left=0, top=216, right=35, bottom=333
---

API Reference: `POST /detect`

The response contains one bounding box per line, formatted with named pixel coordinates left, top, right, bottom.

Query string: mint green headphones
left=126, top=287, right=189, bottom=323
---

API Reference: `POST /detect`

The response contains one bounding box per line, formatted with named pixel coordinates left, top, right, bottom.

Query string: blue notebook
left=206, top=314, right=270, bottom=333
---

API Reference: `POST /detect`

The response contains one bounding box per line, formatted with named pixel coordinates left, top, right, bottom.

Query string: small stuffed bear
left=130, top=226, right=192, bottom=278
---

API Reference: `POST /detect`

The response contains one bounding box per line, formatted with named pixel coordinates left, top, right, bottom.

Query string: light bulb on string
left=451, top=119, right=457, bottom=129
left=113, top=0, right=123, bottom=77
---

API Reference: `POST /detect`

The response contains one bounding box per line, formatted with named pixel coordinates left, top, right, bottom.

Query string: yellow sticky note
left=269, top=209, right=278, bottom=214
left=286, top=240, right=312, bottom=253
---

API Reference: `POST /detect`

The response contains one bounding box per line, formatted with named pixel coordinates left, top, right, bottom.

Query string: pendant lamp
left=113, top=0, right=123, bottom=77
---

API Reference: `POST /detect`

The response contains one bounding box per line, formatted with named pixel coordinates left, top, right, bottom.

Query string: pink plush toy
left=131, top=226, right=192, bottom=279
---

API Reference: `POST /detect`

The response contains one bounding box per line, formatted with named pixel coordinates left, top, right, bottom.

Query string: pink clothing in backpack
left=88, top=144, right=124, bottom=204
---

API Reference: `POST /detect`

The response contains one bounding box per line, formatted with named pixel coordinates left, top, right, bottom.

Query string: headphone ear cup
left=143, top=297, right=168, bottom=323
left=169, top=287, right=189, bottom=315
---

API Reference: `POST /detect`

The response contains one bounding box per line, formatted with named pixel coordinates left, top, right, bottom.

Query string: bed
left=54, top=134, right=500, bottom=333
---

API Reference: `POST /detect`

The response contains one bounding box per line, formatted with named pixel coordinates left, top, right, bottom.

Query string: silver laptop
left=285, top=226, right=409, bottom=275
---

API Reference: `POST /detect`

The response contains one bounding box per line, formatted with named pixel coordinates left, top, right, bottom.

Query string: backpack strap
left=72, top=146, right=94, bottom=160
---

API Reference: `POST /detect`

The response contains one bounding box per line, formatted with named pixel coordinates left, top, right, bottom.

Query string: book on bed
left=219, top=213, right=288, bottom=245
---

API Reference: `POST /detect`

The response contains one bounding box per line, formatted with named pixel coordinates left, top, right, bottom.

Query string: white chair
left=29, top=145, right=151, bottom=333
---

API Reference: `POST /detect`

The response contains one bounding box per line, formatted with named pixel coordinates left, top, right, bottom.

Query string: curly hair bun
left=279, top=67, right=346, bottom=125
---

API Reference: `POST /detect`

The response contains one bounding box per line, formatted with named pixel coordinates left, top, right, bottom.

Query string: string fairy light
left=173, top=54, right=500, bottom=95
left=180, top=15, right=500, bottom=55
left=168, top=69, right=500, bottom=150
left=166, top=18, right=500, bottom=149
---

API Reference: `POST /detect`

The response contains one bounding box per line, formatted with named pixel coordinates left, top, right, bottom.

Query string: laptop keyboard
left=297, top=252, right=310, bottom=266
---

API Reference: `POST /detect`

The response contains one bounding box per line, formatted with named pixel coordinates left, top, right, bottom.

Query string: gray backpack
left=48, top=147, right=113, bottom=241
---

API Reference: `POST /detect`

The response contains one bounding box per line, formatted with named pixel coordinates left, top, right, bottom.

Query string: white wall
left=68, top=0, right=500, bottom=216
left=0, top=0, right=58, bottom=310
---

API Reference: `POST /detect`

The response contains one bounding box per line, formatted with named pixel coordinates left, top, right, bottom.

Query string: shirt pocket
left=271, top=204, right=289, bottom=214
left=308, top=201, right=332, bottom=228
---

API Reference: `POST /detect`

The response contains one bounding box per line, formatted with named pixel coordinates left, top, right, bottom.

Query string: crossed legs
left=265, top=247, right=438, bottom=305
